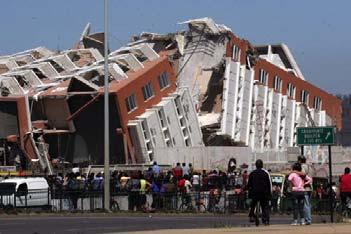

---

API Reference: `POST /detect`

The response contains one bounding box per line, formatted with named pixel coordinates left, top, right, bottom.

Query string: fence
left=0, top=188, right=335, bottom=215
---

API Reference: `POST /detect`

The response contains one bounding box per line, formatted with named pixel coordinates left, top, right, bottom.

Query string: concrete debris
left=178, top=17, right=232, bottom=34
left=0, top=18, right=343, bottom=173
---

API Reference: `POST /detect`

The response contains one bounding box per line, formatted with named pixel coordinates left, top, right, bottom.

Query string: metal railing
left=0, top=188, right=338, bottom=215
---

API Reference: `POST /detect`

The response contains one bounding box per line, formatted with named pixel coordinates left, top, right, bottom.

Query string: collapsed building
left=0, top=18, right=342, bottom=172
left=133, top=18, right=342, bottom=150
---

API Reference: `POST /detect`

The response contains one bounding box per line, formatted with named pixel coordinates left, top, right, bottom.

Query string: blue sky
left=1, top=0, right=350, bottom=94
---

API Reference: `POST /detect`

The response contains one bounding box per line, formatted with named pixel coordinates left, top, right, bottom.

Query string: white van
left=0, top=177, right=50, bottom=208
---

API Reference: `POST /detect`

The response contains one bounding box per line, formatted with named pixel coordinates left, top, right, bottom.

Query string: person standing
left=288, top=162, right=312, bottom=225
left=339, top=167, right=351, bottom=211
left=127, top=173, right=141, bottom=211
left=172, top=163, right=183, bottom=180
left=139, top=175, right=151, bottom=210
left=191, top=172, right=201, bottom=203
left=182, top=163, right=189, bottom=176
left=152, top=161, right=161, bottom=177
left=248, top=159, right=272, bottom=225
left=297, top=156, right=313, bottom=225
left=188, top=163, right=194, bottom=176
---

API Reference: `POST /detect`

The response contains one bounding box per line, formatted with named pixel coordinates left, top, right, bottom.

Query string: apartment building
left=222, top=38, right=342, bottom=151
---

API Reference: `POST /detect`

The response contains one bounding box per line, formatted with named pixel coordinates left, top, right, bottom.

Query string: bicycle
left=207, top=189, right=223, bottom=213
left=194, top=195, right=206, bottom=212
left=336, top=197, right=351, bottom=219
left=178, top=193, right=195, bottom=212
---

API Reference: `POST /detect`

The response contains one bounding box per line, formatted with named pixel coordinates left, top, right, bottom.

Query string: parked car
left=0, top=177, right=50, bottom=209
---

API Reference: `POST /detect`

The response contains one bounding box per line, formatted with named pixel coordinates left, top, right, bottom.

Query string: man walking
left=248, top=159, right=272, bottom=225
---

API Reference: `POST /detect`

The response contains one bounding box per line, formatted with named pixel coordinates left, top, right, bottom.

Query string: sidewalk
left=124, top=224, right=351, bottom=234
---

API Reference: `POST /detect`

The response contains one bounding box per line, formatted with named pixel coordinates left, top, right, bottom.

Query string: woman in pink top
left=288, top=162, right=312, bottom=225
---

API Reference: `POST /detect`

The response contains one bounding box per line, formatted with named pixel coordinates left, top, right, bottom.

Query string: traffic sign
left=296, top=126, right=335, bottom=145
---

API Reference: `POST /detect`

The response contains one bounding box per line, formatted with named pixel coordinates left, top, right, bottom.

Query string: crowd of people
left=45, top=161, right=249, bottom=211
left=41, top=157, right=351, bottom=225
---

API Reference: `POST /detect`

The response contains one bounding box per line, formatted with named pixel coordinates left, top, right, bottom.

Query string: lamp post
left=103, top=0, right=110, bottom=212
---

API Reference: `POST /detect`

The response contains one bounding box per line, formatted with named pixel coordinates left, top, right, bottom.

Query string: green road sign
left=297, top=127, right=335, bottom=145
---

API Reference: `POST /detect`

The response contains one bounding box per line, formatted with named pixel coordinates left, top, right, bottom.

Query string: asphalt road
left=0, top=214, right=329, bottom=234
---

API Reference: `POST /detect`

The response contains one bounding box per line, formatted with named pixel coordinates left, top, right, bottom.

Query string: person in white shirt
left=182, top=163, right=189, bottom=176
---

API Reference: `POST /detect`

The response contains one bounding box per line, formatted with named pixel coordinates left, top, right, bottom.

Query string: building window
left=232, top=44, right=241, bottom=62
left=301, top=90, right=309, bottom=105
left=273, top=76, right=282, bottom=92
left=142, top=81, right=154, bottom=100
left=287, top=83, right=296, bottom=99
left=313, top=96, right=322, bottom=110
left=125, top=94, right=137, bottom=112
left=259, top=69, right=268, bottom=85
left=158, top=72, right=170, bottom=89
left=141, top=120, right=149, bottom=139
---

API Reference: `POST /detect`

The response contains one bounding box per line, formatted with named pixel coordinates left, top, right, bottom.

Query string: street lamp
left=103, top=0, right=110, bottom=212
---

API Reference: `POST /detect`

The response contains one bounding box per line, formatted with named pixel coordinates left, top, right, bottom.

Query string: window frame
left=301, top=90, right=310, bottom=105
left=125, top=93, right=137, bottom=112
left=313, top=96, right=322, bottom=110
left=273, top=76, right=282, bottom=92
left=287, top=83, right=296, bottom=99
left=158, top=72, right=170, bottom=90
left=232, top=44, right=241, bottom=62
left=142, top=81, right=154, bottom=101
left=259, top=69, right=268, bottom=85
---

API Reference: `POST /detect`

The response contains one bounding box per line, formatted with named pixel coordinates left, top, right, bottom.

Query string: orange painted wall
left=111, top=56, right=177, bottom=163
left=254, top=59, right=342, bottom=129
left=226, top=33, right=251, bottom=65
left=115, top=57, right=177, bottom=130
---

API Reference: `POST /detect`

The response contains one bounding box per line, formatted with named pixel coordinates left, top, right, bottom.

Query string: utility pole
left=103, top=0, right=110, bottom=212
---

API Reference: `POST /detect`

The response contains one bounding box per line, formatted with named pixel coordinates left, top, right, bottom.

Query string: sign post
left=297, top=126, right=335, bottom=223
